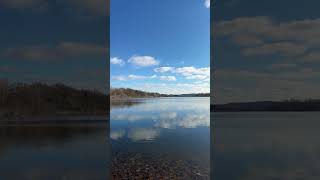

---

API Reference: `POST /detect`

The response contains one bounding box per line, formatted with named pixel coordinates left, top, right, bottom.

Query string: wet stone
left=111, top=152, right=209, bottom=180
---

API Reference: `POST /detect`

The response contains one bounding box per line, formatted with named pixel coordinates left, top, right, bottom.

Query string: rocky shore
left=112, top=152, right=209, bottom=179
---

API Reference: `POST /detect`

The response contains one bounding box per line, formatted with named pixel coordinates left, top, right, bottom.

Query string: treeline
left=212, top=99, right=320, bottom=112
left=110, top=88, right=162, bottom=99
left=110, top=88, right=210, bottom=99
left=0, top=80, right=109, bottom=120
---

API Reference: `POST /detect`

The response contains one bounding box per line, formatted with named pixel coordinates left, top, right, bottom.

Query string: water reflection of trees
left=0, top=125, right=110, bottom=180
left=0, top=125, right=109, bottom=155
left=110, top=100, right=145, bottom=110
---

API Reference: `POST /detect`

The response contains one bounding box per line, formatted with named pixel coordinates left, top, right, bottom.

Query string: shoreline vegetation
left=0, top=81, right=208, bottom=121
left=0, top=81, right=109, bottom=121
left=2, top=80, right=319, bottom=119
left=110, top=88, right=209, bottom=100
left=212, top=99, right=320, bottom=112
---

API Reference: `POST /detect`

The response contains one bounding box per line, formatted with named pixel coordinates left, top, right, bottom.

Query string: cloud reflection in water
left=111, top=98, right=209, bottom=142
left=127, top=128, right=160, bottom=141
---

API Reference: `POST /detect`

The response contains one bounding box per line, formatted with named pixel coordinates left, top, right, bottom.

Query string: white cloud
left=136, top=81, right=210, bottom=95
left=175, top=67, right=210, bottom=76
left=185, top=74, right=208, bottom=80
left=204, top=0, right=210, bottom=8
left=112, top=74, right=157, bottom=81
left=213, top=17, right=320, bottom=103
left=174, top=67, right=210, bottom=81
left=176, top=82, right=210, bottom=92
left=111, top=65, right=210, bottom=94
left=110, top=57, right=125, bottom=66
left=241, top=42, right=307, bottom=57
left=128, top=55, right=160, bottom=67
left=160, top=76, right=176, bottom=81
left=230, top=34, right=263, bottom=46
left=154, top=66, right=210, bottom=80
left=215, top=17, right=320, bottom=58
left=203, top=77, right=210, bottom=82
left=154, top=66, right=175, bottom=73
left=128, top=74, right=157, bottom=80
left=112, top=76, right=127, bottom=81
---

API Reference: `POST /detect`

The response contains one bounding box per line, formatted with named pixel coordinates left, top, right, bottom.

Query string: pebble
left=112, top=152, right=209, bottom=180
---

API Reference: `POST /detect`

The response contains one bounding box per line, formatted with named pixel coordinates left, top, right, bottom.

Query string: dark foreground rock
left=112, top=152, right=209, bottom=180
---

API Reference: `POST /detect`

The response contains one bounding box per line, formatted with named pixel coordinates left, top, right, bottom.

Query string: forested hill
left=110, top=88, right=210, bottom=99
left=110, top=88, right=162, bottom=99
left=212, top=100, right=320, bottom=112
left=0, top=82, right=109, bottom=120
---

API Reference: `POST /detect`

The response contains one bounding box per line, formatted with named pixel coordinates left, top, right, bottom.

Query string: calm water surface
left=0, top=124, right=109, bottom=180
left=212, top=112, right=320, bottom=180
left=111, top=97, right=210, bottom=179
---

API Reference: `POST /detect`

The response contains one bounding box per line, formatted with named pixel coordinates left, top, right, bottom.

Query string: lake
left=212, top=112, right=320, bottom=180
left=111, top=97, right=210, bottom=179
left=3, top=99, right=316, bottom=179
left=0, top=123, right=109, bottom=180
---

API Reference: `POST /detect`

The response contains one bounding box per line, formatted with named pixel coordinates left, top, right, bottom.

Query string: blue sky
left=110, top=0, right=210, bottom=94
left=213, top=0, right=320, bottom=103
left=0, top=0, right=108, bottom=92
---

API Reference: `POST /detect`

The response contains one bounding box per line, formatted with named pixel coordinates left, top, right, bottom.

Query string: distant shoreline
left=212, top=100, right=320, bottom=112
left=111, top=96, right=209, bottom=101
left=110, top=88, right=209, bottom=100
